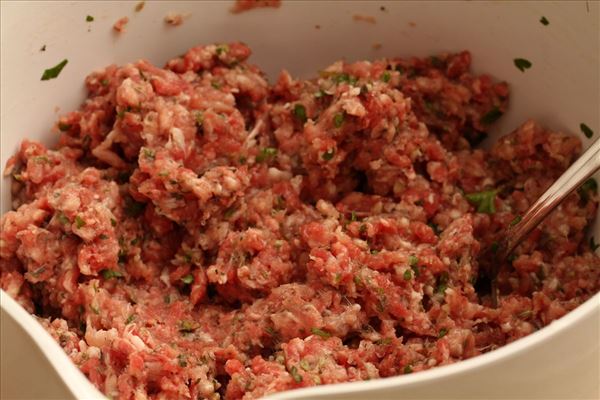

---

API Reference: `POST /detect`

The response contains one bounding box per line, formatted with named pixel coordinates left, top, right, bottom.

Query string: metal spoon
left=487, top=137, right=600, bottom=306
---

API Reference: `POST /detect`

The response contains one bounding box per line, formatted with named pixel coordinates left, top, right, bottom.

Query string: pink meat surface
left=1, top=43, right=599, bottom=400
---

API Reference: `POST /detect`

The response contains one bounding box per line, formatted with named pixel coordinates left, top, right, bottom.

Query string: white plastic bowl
left=1, top=1, right=599, bottom=399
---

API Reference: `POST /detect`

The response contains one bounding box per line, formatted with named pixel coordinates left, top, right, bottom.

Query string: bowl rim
left=2, top=288, right=598, bottom=399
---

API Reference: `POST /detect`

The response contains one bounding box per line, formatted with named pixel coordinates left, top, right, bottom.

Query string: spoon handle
left=505, top=137, right=600, bottom=255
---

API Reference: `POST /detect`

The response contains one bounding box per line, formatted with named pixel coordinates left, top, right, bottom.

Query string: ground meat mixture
left=1, top=42, right=599, bottom=400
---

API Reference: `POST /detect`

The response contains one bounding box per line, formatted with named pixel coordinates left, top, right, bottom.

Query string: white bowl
left=1, top=1, right=599, bottom=399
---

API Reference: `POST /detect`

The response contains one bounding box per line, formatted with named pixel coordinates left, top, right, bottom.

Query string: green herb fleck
left=465, top=190, right=497, bottom=214
left=403, top=365, right=413, bottom=374
left=99, top=233, right=109, bottom=240
left=333, top=113, right=345, bottom=128
left=381, top=71, right=391, bottom=83
left=224, top=207, right=236, bottom=219
left=101, top=269, right=123, bottom=280
left=125, top=314, right=136, bottom=324
left=290, top=366, right=303, bottom=383
left=322, top=148, right=335, bottom=161
left=178, top=320, right=197, bottom=333
left=311, top=327, right=331, bottom=338
left=514, top=58, right=532, bottom=72
left=101, top=78, right=109, bottom=86
left=181, top=274, right=193, bottom=285
left=293, top=104, right=307, bottom=123
left=142, top=148, right=155, bottom=160
left=438, top=328, right=448, bottom=338
left=580, top=123, right=594, bottom=139
left=403, top=269, right=412, bottom=280
left=75, top=215, right=86, bottom=229
left=163, top=294, right=171, bottom=304
left=314, top=89, right=328, bottom=98
left=578, top=178, right=597, bottom=202
left=193, top=111, right=204, bottom=127
left=216, top=44, right=229, bottom=55
left=256, top=147, right=277, bottom=163
left=86, top=15, right=94, bottom=22
left=509, top=215, right=522, bottom=227
left=58, top=122, right=72, bottom=131
left=370, top=249, right=379, bottom=255
left=177, top=354, right=187, bottom=367
left=517, top=310, right=533, bottom=319
left=350, top=211, right=357, bottom=222
left=408, top=255, right=419, bottom=267
left=540, top=16, right=549, bottom=26
left=211, top=81, right=221, bottom=89
left=353, top=274, right=363, bottom=286
left=480, top=106, right=503, bottom=125
left=111, top=218, right=117, bottom=227
left=436, top=272, right=449, bottom=294
left=41, top=59, right=68, bottom=81
left=590, top=236, right=599, bottom=252
left=90, top=305, right=100, bottom=314
left=374, top=337, right=392, bottom=345
left=58, top=213, right=70, bottom=225
left=299, top=359, right=311, bottom=370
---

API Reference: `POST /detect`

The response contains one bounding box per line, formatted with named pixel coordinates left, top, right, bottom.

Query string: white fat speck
left=159, top=268, right=171, bottom=286
left=170, top=127, right=185, bottom=149
left=450, top=209, right=462, bottom=219
left=427, top=193, right=435, bottom=204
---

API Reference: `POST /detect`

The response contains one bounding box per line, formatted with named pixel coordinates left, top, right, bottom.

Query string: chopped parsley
left=540, top=16, right=549, bottom=25
left=465, top=190, right=497, bottom=214
left=211, top=81, right=221, bottom=89
left=311, top=327, right=331, bottom=338
left=289, top=366, right=303, bottom=383
left=322, top=148, right=335, bottom=161
left=111, top=218, right=117, bottom=227
left=101, top=78, right=109, bottom=86
left=216, top=44, right=229, bottom=55
left=57, top=213, right=70, bottom=225
left=374, top=337, right=392, bottom=345
left=256, top=147, right=277, bottom=163
left=436, top=272, right=449, bottom=294
left=74, top=215, right=86, bottom=228
left=178, top=320, right=197, bottom=333
left=381, top=71, right=391, bottom=83
left=514, top=58, right=532, bottom=72
left=480, top=106, right=503, bottom=125
left=223, top=207, right=237, bottom=219
left=333, top=113, right=345, bottom=128
left=510, top=215, right=522, bottom=227
left=58, top=122, right=72, bottom=131
left=590, top=236, right=599, bottom=252
left=180, top=274, right=194, bottom=285
left=293, top=104, right=307, bottom=123
left=194, top=111, right=204, bottom=127
left=403, top=365, right=413, bottom=374
left=578, top=178, right=597, bottom=202
left=403, top=269, right=412, bottom=280
left=580, top=123, right=594, bottom=138
left=517, top=310, right=533, bottom=318
left=350, top=211, right=358, bottom=222
left=438, top=328, right=448, bottom=338
left=86, top=15, right=94, bottom=22
left=101, top=269, right=123, bottom=280
left=41, top=59, right=68, bottom=81
left=331, top=72, right=357, bottom=85
left=142, top=148, right=155, bottom=160
left=408, top=255, right=419, bottom=267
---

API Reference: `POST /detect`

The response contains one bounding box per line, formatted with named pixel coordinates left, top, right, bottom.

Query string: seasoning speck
left=86, top=15, right=94, bottom=22
left=40, top=44, right=46, bottom=52
left=580, top=123, right=594, bottom=139
left=514, top=58, right=532, bottom=72
left=540, top=16, right=549, bottom=25
left=135, top=1, right=145, bottom=12
left=41, top=59, right=68, bottom=81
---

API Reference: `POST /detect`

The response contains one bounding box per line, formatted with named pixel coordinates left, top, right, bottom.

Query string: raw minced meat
left=1, top=42, right=599, bottom=400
